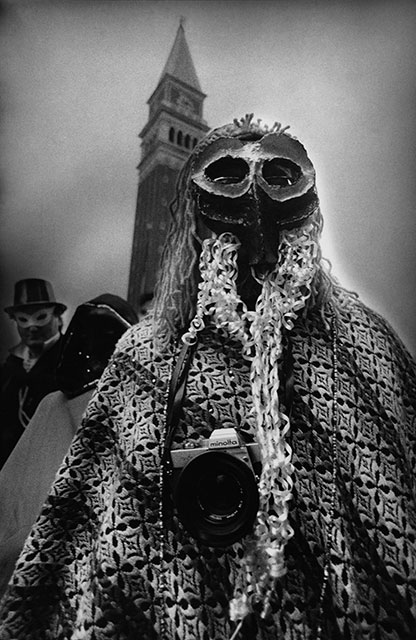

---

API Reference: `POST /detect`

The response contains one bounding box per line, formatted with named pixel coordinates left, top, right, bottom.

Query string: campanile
left=128, top=22, right=209, bottom=310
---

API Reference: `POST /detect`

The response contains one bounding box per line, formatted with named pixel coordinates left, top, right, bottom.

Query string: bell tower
left=128, top=21, right=209, bottom=310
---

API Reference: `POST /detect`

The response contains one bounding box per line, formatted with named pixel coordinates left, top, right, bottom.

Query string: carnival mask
left=191, top=129, right=319, bottom=271
left=14, top=307, right=55, bottom=328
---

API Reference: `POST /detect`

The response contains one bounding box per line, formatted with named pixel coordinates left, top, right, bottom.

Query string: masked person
left=0, top=115, right=415, bottom=639
left=0, top=279, right=67, bottom=467
left=0, top=294, right=138, bottom=598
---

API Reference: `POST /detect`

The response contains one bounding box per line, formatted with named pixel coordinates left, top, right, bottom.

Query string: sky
left=0, top=0, right=415, bottom=359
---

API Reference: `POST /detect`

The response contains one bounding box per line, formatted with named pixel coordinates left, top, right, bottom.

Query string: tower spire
left=127, top=22, right=209, bottom=310
left=158, top=20, right=202, bottom=91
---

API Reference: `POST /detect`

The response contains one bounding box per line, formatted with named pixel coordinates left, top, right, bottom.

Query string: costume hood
left=55, top=294, right=138, bottom=397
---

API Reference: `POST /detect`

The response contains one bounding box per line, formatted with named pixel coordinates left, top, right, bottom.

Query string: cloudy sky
left=1, top=0, right=415, bottom=359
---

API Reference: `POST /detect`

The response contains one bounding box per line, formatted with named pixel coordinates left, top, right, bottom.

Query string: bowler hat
left=4, top=279, right=67, bottom=316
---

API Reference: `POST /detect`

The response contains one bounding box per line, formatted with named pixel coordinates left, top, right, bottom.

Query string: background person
left=0, top=278, right=67, bottom=467
left=0, top=293, right=138, bottom=598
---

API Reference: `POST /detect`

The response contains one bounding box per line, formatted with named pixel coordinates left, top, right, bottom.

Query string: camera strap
left=162, top=334, right=294, bottom=469
left=163, top=339, right=196, bottom=470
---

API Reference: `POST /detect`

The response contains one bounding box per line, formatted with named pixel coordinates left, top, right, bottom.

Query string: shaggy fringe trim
left=152, top=169, right=201, bottom=352
left=182, top=219, right=321, bottom=623
left=182, top=233, right=251, bottom=349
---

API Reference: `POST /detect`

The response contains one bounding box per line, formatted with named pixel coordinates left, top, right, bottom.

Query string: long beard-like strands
left=182, top=233, right=251, bottom=347
left=181, top=219, right=321, bottom=622
left=237, top=222, right=320, bottom=615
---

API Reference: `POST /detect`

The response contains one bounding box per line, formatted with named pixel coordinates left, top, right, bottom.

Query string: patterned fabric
left=0, top=389, right=94, bottom=598
left=0, top=291, right=415, bottom=639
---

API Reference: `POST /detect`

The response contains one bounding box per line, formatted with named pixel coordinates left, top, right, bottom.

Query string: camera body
left=171, top=427, right=261, bottom=471
left=170, top=428, right=261, bottom=547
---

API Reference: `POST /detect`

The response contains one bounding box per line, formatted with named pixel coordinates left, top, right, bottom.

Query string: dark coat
left=0, top=336, right=64, bottom=467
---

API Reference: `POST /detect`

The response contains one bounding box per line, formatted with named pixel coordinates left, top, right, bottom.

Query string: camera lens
left=197, top=470, right=243, bottom=520
left=174, top=451, right=259, bottom=547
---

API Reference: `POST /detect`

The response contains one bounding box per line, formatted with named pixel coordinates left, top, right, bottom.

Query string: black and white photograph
left=0, top=1, right=415, bottom=638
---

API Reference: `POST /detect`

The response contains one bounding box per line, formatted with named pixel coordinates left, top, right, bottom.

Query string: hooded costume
left=0, top=117, right=414, bottom=640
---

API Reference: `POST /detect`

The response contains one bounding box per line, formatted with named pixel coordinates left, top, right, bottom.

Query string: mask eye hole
left=205, top=157, right=249, bottom=185
left=262, top=159, right=300, bottom=187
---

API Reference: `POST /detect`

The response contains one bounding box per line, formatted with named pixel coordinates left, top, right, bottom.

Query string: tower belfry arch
left=128, top=22, right=209, bottom=311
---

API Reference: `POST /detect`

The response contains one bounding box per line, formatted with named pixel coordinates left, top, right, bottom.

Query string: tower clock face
left=176, top=93, right=195, bottom=115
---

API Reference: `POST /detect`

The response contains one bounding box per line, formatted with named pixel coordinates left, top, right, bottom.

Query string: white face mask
left=14, top=307, right=55, bottom=328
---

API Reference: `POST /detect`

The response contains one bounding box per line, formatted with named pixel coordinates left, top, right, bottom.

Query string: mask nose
left=26, top=318, right=40, bottom=328
left=241, top=185, right=280, bottom=273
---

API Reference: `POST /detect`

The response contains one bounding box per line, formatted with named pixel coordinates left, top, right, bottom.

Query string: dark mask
left=191, top=129, right=319, bottom=272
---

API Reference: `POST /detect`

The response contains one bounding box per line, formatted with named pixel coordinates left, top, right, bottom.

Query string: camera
left=170, top=428, right=261, bottom=547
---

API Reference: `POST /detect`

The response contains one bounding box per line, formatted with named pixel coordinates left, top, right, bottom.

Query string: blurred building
left=128, top=22, right=209, bottom=310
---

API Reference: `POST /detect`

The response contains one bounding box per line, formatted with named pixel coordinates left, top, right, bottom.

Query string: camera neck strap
left=162, top=332, right=295, bottom=469
left=163, top=339, right=196, bottom=469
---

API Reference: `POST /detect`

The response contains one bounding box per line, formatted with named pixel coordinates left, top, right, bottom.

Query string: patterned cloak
left=0, top=389, right=94, bottom=598
left=0, top=291, right=415, bottom=640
